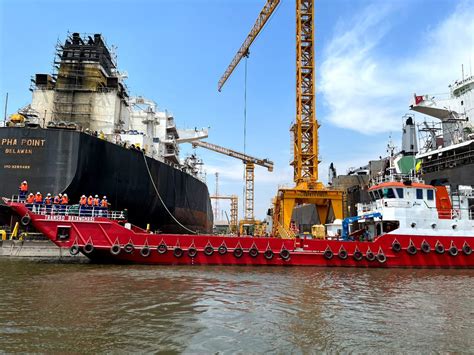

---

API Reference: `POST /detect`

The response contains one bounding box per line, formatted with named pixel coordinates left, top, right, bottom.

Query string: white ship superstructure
left=26, top=32, right=207, bottom=170
left=410, top=75, right=474, bottom=186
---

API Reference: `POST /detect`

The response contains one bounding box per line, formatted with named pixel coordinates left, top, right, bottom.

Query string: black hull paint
left=0, top=127, right=213, bottom=233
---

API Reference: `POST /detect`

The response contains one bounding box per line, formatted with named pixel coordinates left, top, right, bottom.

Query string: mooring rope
left=142, top=152, right=197, bottom=234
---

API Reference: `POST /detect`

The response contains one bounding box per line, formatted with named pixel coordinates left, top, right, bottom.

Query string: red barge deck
left=5, top=199, right=473, bottom=268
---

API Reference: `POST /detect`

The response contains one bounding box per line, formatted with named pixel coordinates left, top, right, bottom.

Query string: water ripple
left=0, top=260, right=473, bottom=353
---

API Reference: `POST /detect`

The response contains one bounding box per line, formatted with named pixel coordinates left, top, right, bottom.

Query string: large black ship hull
left=0, top=127, right=213, bottom=233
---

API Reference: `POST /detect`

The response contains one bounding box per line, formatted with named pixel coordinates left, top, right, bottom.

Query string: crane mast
left=293, top=0, right=318, bottom=184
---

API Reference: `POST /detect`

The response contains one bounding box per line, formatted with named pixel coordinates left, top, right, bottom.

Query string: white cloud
left=320, top=0, right=474, bottom=134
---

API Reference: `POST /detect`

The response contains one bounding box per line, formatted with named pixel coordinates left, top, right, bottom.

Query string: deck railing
left=9, top=196, right=126, bottom=220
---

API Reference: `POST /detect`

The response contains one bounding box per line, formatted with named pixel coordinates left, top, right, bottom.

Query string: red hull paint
left=8, top=202, right=474, bottom=268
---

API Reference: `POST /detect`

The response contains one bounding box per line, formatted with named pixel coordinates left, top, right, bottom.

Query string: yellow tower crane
left=217, top=0, right=344, bottom=238
left=191, top=140, right=274, bottom=233
left=210, top=195, right=239, bottom=234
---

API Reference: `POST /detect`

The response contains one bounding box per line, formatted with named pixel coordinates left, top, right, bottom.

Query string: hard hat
left=22, top=180, right=27, bottom=183
left=47, top=193, right=51, bottom=196
left=95, top=195, right=98, bottom=198
left=36, top=192, right=40, bottom=194
left=89, top=195, right=92, bottom=197
left=29, top=193, right=33, bottom=196
left=59, top=193, right=62, bottom=196
left=103, top=196, right=107, bottom=199
left=82, top=195, right=86, bottom=197
left=63, top=194, right=67, bottom=197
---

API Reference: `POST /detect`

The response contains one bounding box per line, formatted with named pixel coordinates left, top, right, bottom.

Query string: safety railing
left=9, top=196, right=126, bottom=220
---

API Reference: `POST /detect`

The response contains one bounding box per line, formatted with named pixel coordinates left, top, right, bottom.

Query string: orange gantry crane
left=191, top=140, right=274, bottom=232
left=217, top=0, right=344, bottom=238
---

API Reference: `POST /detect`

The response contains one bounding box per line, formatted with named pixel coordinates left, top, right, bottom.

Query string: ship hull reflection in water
left=0, top=260, right=472, bottom=352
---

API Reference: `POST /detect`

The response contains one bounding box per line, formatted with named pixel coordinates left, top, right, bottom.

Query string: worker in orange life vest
left=34, top=192, right=43, bottom=204
left=26, top=193, right=34, bottom=204
left=53, top=195, right=60, bottom=204
left=101, top=196, right=109, bottom=209
left=79, top=195, right=87, bottom=206
left=61, top=194, right=68, bottom=205
left=93, top=195, right=100, bottom=206
left=44, top=193, right=52, bottom=205
left=87, top=195, right=93, bottom=206
left=44, top=193, right=52, bottom=213
left=19, top=180, right=28, bottom=200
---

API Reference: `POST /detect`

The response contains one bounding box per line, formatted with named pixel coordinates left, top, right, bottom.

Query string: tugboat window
left=383, top=188, right=396, bottom=199
left=396, top=188, right=404, bottom=198
left=416, top=189, right=423, bottom=199
left=427, top=189, right=434, bottom=200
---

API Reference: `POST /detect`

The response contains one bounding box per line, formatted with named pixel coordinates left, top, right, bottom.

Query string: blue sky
left=1, top=0, right=473, bottom=220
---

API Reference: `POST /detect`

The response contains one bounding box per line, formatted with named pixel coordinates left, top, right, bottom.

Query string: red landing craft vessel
left=4, top=175, right=474, bottom=268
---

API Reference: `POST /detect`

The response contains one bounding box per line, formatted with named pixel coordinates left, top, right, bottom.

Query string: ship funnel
left=401, top=116, right=418, bottom=156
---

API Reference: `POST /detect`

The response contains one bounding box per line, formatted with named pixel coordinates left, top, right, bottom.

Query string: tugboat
left=4, top=171, right=473, bottom=268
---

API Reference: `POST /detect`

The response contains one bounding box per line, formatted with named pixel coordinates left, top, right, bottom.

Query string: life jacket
left=87, top=196, right=93, bottom=206
left=53, top=196, right=60, bottom=204
left=61, top=196, right=68, bottom=205
left=80, top=196, right=87, bottom=206
left=20, top=183, right=28, bottom=192
left=101, top=199, right=108, bottom=208
left=44, top=197, right=52, bottom=205
left=93, top=198, right=100, bottom=206
left=35, top=194, right=43, bottom=203
left=26, top=195, right=34, bottom=203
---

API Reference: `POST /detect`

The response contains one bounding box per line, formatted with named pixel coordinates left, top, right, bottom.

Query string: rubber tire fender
left=83, top=243, right=94, bottom=254
left=449, top=245, right=458, bottom=257
left=279, top=249, right=290, bottom=261
left=140, top=246, right=151, bottom=257
left=188, top=247, right=198, bottom=258
left=376, top=253, right=387, bottom=263
left=70, top=245, right=80, bottom=256
left=110, top=244, right=121, bottom=255
left=157, top=244, right=168, bottom=254
left=324, top=249, right=334, bottom=260
left=124, top=243, right=134, bottom=254
left=174, top=247, right=183, bottom=258
left=366, top=251, right=375, bottom=261
left=407, top=245, right=417, bottom=255
left=218, top=245, right=228, bottom=255
left=392, top=240, right=401, bottom=253
left=233, top=248, right=244, bottom=258
left=249, top=247, right=259, bottom=258
left=264, top=250, right=274, bottom=260
left=421, top=241, right=431, bottom=253
left=338, top=250, right=348, bottom=260
left=462, top=244, right=472, bottom=256
left=204, top=246, right=214, bottom=256
left=21, top=215, right=31, bottom=226
left=353, top=250, right=363, bottom=261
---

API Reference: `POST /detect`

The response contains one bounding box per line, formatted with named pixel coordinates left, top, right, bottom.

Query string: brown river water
left=0, top=258, right=473, bottom=353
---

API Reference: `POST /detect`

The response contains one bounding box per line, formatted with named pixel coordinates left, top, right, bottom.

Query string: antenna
left=462, top=64, right=464, bottom=80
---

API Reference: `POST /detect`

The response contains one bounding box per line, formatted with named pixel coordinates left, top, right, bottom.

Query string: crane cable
left=142, top=152, right=197, bottom=234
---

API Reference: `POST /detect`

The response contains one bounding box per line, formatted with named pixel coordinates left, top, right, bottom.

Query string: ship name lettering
left=45, top=215, right=65, bottom=221
left=67, top=216, right=95, bottom=222
left=3, top=164, right=31, bottom=169
left=20, top=139, right=46, bottom=147
left=4, top=148, right=33, bottom=154
left=1, top=138, right=17, bottom=146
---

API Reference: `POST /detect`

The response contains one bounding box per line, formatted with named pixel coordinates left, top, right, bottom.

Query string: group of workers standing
left=18, top=180, right=109, bottom=215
